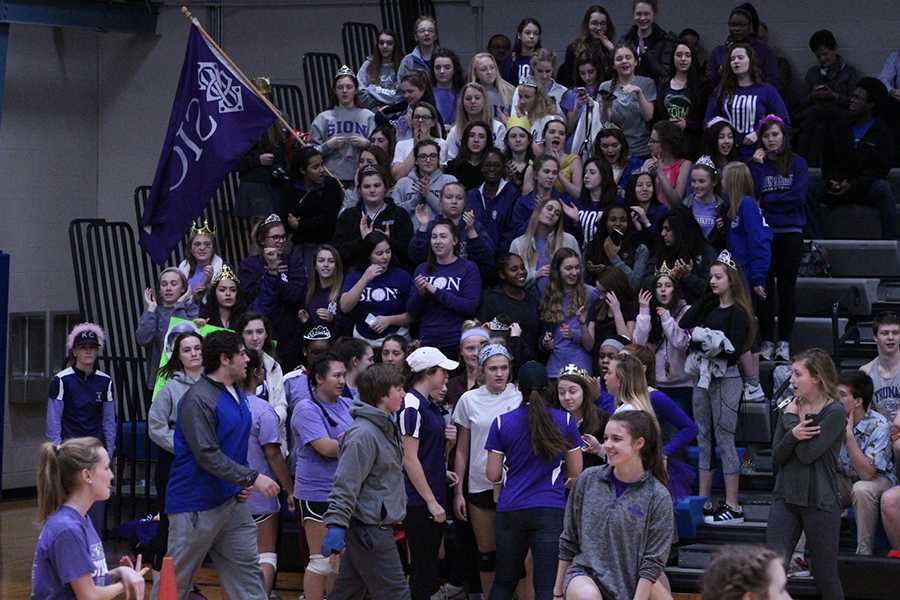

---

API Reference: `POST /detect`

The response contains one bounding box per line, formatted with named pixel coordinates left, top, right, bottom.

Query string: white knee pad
left=258, top=552, right=278, bottom=571
left=306, top=553, right=336, bottom=576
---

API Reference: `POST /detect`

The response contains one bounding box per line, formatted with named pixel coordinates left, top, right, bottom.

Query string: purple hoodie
left=704, top=83, right=788, bottom=157
left=407, top=257, right=482, bottom=348
left=749, top=155, right=808, bottom=232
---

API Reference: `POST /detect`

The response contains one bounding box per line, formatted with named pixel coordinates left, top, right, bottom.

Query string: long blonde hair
left=469, top=52, right=515, bottom=109
left=612, top=354, right=656, bottom=418
left=37, top=437, right=104, bottom=523
left=722, top=161, right=755, bottom=220
left=453, top=82, right=493, bottom=134
left=521, top=197, right=566, bottom=270
left=518, top=81, right=557, bottom=122
left=793, top=348, right=840, bottom=402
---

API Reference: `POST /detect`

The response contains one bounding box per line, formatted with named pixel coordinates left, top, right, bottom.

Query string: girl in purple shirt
left=486, top=361, right=583, bottom=599
left=242, top=349, right=295, bottom=597
left=299, top=244, right=344, bottom=338
left=290, top=354, right=353, bottom=600
left=539, top=247, right=600, bottom=376
left=408, top=218, right=482, bottom=359
left=32, top=437, right=145, bottom=599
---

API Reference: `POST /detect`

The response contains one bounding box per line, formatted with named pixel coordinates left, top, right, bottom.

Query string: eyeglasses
left=412, top=114, right=434, bottom=121
left=266, top=234, right=287, bottom=241
left=417, top=153, right=439, bottom=161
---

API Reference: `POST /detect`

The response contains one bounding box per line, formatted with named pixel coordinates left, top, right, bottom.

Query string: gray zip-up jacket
left=325, top=400, right=407, bottom=528
left=148, top=371, right=200, bottom=454
left=559, top=464, right=674, bottom=599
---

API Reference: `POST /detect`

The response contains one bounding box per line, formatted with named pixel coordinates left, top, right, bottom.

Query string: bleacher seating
left=302, top=52, right=343, bottom=125
left=342, top=22, right=379, bottom=73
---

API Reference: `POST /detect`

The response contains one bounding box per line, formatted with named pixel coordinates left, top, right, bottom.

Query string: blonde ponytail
left=37, top=437, right=103, bottom=523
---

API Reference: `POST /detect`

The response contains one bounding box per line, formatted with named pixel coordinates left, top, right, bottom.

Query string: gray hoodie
left=559, top=464, right=674, bottom=599
left=148, top=371, right=200, bottom=454
left=324, top=400, right=406, bottom=528
left=391, top=170, right=457, bottom=216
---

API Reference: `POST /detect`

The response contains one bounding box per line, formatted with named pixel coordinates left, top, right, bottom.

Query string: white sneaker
left=760, top=341, right=775, bottom=361
left=743, top=382, right=765, bottom=402
left=775, top=341, right=791, bottom=362
left=431, top=583, right=466, bottom=600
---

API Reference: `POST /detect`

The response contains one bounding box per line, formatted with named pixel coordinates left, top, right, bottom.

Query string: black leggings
left=759, top=232, right=803, bottom=343
left=147, top=448, right=173, bottom=571
left=766, top=498, right=844, bottom=600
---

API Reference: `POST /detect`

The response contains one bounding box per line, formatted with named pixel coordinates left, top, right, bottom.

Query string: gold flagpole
left=180, top=6, right=350, bottom=193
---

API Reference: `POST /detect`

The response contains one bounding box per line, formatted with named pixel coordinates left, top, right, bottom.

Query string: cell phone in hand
left=804, top=412, right=821, bottom=426
left=609, top=228, right=624, bottom=245
left=365, top=313, right=378, bottom=327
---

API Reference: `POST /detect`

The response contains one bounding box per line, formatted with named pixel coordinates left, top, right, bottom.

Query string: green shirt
left=772, top=400, right=847, bottom=509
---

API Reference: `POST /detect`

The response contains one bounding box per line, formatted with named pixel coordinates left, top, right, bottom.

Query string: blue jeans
left=490, top=507, right=564, bottom=600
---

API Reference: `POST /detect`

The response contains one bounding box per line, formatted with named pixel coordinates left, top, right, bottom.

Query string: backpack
left=798, top=240, right=831, bottom=277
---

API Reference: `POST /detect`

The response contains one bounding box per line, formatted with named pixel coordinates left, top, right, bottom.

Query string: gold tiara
left=190, top=218, right=215, bottom=238
left=211, top=264, right=240, bottom=286
left=655, top=261, right=674, bottom=277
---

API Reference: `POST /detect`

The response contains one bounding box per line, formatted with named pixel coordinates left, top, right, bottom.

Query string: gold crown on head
left=190, top=218, right=215, bottom=238
left=559, top=363, right=589, bottom=378
left=334, top=65, right=355, bottom=80
left=211, top=264, right=240, bottom=286
left=655, top=261, right=674, bottom=277
left=717, top=249, right=738, bottom=270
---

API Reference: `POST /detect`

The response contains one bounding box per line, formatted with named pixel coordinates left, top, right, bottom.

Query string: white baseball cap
left=406, top=347, right=459, bottom=373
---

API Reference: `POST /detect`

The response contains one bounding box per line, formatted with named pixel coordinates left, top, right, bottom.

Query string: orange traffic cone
left=158, top=556, right=178, bottom=600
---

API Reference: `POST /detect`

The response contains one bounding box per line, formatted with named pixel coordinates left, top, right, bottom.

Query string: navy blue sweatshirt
left=466, top=180, right=521, bottom=253
left=407, top=258, right=481, bottom=348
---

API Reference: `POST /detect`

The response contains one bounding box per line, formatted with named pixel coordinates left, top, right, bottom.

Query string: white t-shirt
left=453, top=383, right=522, bottom=493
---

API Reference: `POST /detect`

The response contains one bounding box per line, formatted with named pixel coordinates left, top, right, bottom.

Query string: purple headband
left=756, top=114, right=787, bottom=133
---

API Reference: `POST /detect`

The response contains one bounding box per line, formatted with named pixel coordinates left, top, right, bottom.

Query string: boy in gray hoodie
left=321, top=364, right=409, bottom=600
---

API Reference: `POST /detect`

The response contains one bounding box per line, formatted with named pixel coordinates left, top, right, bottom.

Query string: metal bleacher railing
left=379, top=0, right=434, bottom=54
left=342, top=22, right=379, bottom=73
left=72, top=167, right=253, bottom=534
left=271, top=83, right=309, bottom=135
left=302, top=52, right=343, bottom=129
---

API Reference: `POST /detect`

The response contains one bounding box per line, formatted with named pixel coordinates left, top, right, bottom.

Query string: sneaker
left=703, top=500, right=718, bottom=519
left=775, top=341, right=791, bottom=362
left=787, top=555, right=811, bottom=578
left=743, top=382, right=765, bottom=402
left=704, top=503, right=744, bottom=524
left=760, top=341, right=775, bottom=361
left=431, top=583, right=466, bottom=600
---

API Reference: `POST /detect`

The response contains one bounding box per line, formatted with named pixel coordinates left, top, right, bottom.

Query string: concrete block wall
left=4, top=0, right=900, bottom=490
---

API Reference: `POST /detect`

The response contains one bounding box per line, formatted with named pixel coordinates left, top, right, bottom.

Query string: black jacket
left=620, top=24, right=677, bottom=82
left=823, top=117, right=894, bottom=196
left=333, top=199, right=415, bottom=270
left=477, top=286, right=541, bottom=365
left=278, top=176, right=343, bottom=245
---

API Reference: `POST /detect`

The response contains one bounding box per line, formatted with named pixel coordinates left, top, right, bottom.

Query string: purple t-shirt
left=398, top=390, right=449, bottom=507
left=434, top=87, right=458, bottom=126
left=291, top=394, right=353, bottom=501
left=689, top=196, right=719, bottom=239
left=485, top=405, right=582, bottom=512
left=538, top=281, right=600, bottom=376
left=246, top=395, right=281, bottom=515
left=32, top=505, right=108, bottom=599
left=341, top=267, right=412, bottom=340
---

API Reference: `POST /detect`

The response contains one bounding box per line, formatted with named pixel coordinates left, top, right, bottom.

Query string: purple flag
left=140, top=24, right=275, bottom=264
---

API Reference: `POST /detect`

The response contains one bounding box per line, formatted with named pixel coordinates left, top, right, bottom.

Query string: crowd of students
left=31, top=2, right=900, bottom=599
